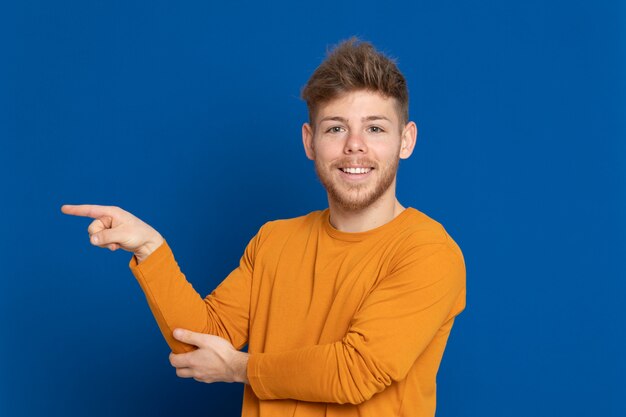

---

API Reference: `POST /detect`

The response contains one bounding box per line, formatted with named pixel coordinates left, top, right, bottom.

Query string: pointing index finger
left=61, top=204, right=118, bottom=220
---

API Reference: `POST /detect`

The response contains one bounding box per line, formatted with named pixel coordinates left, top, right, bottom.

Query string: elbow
left=340, top=390, right=375, bottom=406
left=345, top=369, right=395, bottom=404
left=334, top=340, right=394, bottom=405
left=336, top=373, right=390, bottom=405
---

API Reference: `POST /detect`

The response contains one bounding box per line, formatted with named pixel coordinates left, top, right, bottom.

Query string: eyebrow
left=319, top=115, right=392, bottom=124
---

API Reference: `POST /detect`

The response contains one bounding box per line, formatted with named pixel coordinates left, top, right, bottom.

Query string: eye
left=367, top=126, right=385, bottom=133
left=326, top=126, right=345, bottom=133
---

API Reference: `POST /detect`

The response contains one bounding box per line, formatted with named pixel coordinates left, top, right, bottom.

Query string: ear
left=399, top=121, right=417, bottom=159
left=302, top=122, right=315, bottom=160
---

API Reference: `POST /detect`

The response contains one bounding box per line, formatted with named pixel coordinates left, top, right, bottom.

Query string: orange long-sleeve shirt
left=129, top=208, right=466, bottom=417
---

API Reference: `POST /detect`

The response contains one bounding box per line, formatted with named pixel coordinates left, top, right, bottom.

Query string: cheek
left=314, top=141, right=344, bottom=162
left=366, top=144, right=395, bottom=162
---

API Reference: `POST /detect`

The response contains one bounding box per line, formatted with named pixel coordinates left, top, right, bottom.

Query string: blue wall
left=1, top=1, right=624, bottom=416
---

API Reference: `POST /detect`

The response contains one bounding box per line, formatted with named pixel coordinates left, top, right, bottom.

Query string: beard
left=314, top=155, right=400, bottom=211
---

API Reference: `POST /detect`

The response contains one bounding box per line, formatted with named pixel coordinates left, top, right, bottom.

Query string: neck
left=328, top=186, right=406, bottom=233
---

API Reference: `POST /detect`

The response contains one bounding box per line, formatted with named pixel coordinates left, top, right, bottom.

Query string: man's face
left=302, top=90, right=416, bottom=211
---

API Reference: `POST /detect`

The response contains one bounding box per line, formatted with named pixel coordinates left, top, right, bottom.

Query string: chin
left=328, top=186, right=388, bottom=211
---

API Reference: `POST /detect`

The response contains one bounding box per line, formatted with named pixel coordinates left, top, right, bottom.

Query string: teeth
left=342, top=167, right=371, bottom=174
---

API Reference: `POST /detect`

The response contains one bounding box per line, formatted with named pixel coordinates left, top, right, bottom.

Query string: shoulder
left=390, top=209, right=466, bottom=306
left=400, top=208, right=450, bottom=241
left=393, top=208, right=464, bottom=264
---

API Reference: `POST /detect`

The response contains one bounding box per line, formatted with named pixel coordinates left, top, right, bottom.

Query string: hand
left=61, top=204, right=164, bottom=263
left=169, top=328, right=249, bottom=384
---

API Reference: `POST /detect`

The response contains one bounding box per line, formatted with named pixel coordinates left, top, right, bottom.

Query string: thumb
left=172, top=329, right=205, bottom=348
left=90, top=227, right=126, bottom=249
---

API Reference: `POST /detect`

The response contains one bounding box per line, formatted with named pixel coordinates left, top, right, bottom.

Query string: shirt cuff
left=247, top=352, right=273, bottom=400
left=128, top=240, right=172, bottom=282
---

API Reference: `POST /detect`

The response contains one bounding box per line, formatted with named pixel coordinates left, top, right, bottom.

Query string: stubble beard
left=314, top=156, right=400, bottom=211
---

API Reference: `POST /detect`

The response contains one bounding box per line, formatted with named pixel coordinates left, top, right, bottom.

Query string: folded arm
left=247, top=244, right=466, bottom=404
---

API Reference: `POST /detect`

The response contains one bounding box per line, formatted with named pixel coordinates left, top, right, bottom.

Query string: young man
left=62, top=39, right=466, bottom=417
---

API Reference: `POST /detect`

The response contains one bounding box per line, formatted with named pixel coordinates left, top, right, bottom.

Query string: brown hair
left=301, top=37, right=409, bottom=127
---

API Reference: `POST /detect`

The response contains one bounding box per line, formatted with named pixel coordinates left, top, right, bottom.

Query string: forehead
left=315, top=90, right=400, bottom=124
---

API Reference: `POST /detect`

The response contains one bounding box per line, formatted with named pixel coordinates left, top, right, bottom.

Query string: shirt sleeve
left=129, top=232, right=259, bottom=353
left=247, top=241, right=466, bottom=404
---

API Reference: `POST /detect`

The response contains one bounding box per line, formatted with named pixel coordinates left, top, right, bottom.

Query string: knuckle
left=87, top=221, right=100, bottom=234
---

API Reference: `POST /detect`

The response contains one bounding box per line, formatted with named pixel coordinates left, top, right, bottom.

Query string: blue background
left=1, top=1, right=624, bottom=416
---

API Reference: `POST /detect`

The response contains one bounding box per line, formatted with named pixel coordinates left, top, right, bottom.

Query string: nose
left=343, top=131, right=367, bottom=154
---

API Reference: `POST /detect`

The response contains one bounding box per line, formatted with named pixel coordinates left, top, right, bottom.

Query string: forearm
left=248, top=335, right=388, bottom=404
left=130, top=239, right=252, bottom=353
left=130, top=240, right=215, bottom=353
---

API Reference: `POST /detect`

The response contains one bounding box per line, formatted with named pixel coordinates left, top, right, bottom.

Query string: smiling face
left=303, top=90, right=417, bottom=211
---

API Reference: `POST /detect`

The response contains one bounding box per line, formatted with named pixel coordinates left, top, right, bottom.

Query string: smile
left=340, top=167, right=373, bottom=174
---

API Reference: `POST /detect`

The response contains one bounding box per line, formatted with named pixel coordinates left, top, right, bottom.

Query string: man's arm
left=61, top=204, right=256, bottom=354
left=245, top=243, right=466, bottom=404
